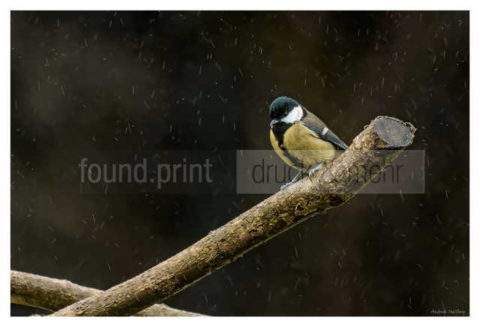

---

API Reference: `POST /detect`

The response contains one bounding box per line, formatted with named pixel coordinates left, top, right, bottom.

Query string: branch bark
left=11, top=270, right=203, bottom=316
left=51, top=116, right=416, bottom=316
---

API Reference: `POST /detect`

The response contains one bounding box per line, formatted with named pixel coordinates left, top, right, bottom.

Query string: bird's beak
left=270, top=119, right=279, bottom=128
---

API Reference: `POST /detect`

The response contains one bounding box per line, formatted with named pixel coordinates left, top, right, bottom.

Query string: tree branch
left=11, top=270, right=204, bottom=316
left=51, top=116, right=416, bottom=316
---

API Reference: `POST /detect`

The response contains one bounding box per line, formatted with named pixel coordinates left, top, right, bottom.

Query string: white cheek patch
left=281, top=106, right=303, bottom=124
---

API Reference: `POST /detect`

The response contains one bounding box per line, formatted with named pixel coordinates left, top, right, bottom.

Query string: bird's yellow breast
left=270, top=129, right=297, bottom=168
left=270, top=122, right=336, bottom=172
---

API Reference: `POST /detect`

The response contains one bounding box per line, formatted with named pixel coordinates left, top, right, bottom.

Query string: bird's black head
left=269, top=96, right=304, bottom=128
left=269, top=96, right=300, bottom=120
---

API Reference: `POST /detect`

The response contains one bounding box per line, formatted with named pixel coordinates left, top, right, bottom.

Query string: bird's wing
left=302, top=111, right=348, bottom=150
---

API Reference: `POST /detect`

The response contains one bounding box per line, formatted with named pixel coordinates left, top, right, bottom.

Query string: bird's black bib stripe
left=271, top=123, right=305, bottom=169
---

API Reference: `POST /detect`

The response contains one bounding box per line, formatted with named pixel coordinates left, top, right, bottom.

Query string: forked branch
left=11, top=270, right=203, bottom=316
left=49, top=116, right=415, bottom=316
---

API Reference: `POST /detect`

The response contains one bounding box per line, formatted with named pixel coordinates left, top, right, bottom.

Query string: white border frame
left=1, top=1, right=476, bottom=326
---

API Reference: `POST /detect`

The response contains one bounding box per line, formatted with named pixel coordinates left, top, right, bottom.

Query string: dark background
left=11, top=11, right=469, bottom=316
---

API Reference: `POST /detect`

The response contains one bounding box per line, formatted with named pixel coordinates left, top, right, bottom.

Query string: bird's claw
left=280, top=182, right=293, bottom=190
left=308, top=163, right=325, bottom=177
left=280, top=171, right=305, bottom=190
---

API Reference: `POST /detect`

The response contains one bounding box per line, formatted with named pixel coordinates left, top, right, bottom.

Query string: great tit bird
left=269, top=96, right=348, bottom=188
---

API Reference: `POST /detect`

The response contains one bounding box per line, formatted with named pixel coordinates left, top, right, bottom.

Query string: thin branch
left=11, top=270, right=204, bottom=316
left=51, top=116, right=416, bottom=316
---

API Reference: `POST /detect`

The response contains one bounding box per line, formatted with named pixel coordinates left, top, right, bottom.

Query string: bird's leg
left=280, top=171, right=306, bottom=190
left=308, top=163, right=325, bottom=177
